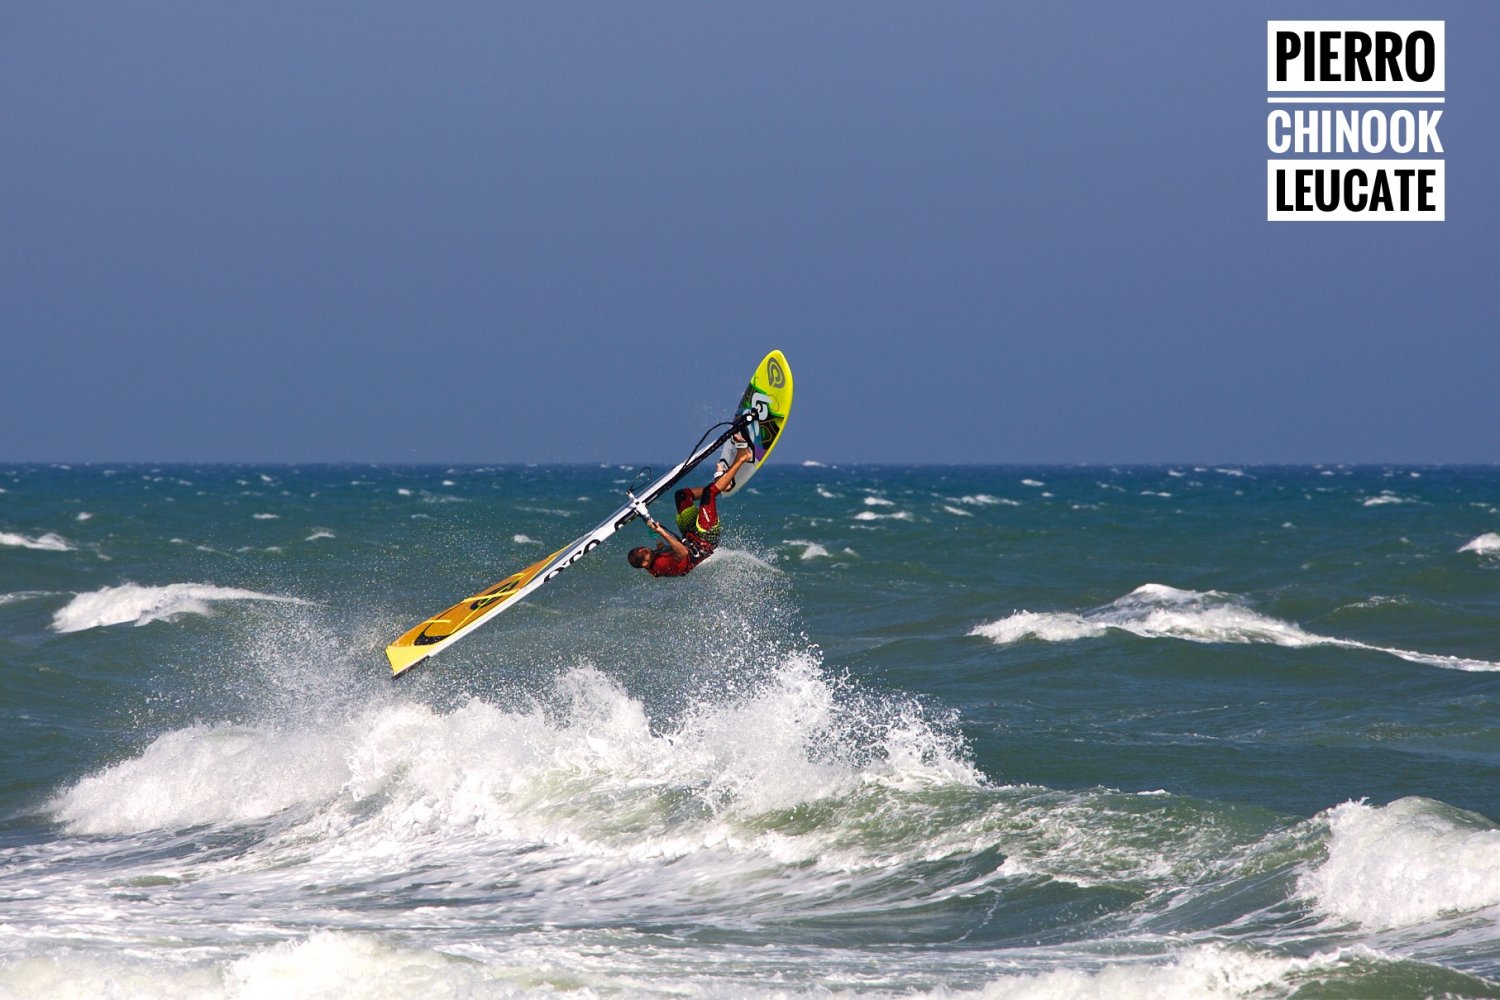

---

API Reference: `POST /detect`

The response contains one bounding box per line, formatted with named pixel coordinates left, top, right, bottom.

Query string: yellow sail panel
left=716, top=349, right=794, bottom=496
left=385, top=547, right=564, bottom=676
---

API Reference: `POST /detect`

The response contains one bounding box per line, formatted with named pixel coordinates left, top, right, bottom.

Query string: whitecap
left=0, top=531, right=74, bottom=552
left=1459, top=532, right=1500, bottom=555
left=50, top=657, right=975, bottom=852
left=0, top=591, right=56, bottom=607
left=853, top=510, right=914, bottom=522
left=1299, top=797, right=1500, bottom=929
left=1362, top=492, right=1413, bottom=507
left=970, top=611, right=1106, bottom=644
left=783, top=539, right=832, bottom=560
left=970, top=584, right=1500, bottom=672
left=50, top=583, right=309, bottom=633
left=949, top=494, right=1020, bottom=507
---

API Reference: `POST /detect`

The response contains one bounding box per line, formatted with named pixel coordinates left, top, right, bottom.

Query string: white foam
left=944, top=944, right=1342, bottom=1000
left=863, top=495, right=895, bottom=506
left=971, top=584, right=1500, bottom=672
left=853, top=510, right=914, bottom=522
left=50, top=583, right=308, bottom=633
left=0, top=590, right=56, bottom=607
left=942, top=505, right=974, bottom=517
left=0, top=936, right=1378, bottom=1000
left=305, top=529, right=335, bottom=542
left=512, top=534, right=541, bottom=545
left=784, top=539, right=832, bottom=560
left=53, top=725, right=350, bottom=833
left=1300, top=798, right=1500, bottom=930
left=1362, top=492, right=1413, bottom=507
left=0, top=531, right=74, bottom=551
left=253, top=512, right=280, bottom=520
left=225, top=932, right=499, bottom=997
left=951, top=494, right=1021, bottom=507
left=50, top=659, right=976, bottom=857
left=971, top=611, right=1106, bottom=644
left=1459, top=532, right=1500, bottom=555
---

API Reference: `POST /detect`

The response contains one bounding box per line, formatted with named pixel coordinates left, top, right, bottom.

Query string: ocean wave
left=937, top=944, right=1362, bottom=1000
left=0, top=590, right=58, bottom=607
left=50, top=583, right=309, bottom=633
left=51, top=658, right=976, bottom=851
left=971, top=610, right=1106, bottom=644
left=970, top=585, right=1500, bottom=672
left=0, top=932, right=1473, bottom=1000
left=0, top=531, right=74, bottom=552
left=784, top=538, right=832, bottom=560
left=1361, top=492, right=1417, bottom=507
left=52, top=724, right=350, bottom=832
left=1460, top=533, right=1500, bottom=556
left=1300, top=797, right=1500, bottom=930
left=947, top=494, right=1019, bottom=506
left=853, top=510, right=914, bottom=522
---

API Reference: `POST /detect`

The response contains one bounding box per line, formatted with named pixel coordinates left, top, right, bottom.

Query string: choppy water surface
left=2, top=464, right=1497, bottom=997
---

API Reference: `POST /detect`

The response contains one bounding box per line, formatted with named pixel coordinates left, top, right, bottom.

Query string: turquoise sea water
left=2, top=463, right=1498, bottom=998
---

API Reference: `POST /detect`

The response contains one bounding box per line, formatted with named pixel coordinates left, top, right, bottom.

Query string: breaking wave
left=1299, top=797, right=1500, bottom=930
left=971, top=584, right=1500, bottom=672
left=1460, top=533, right=1500, bottom=556
left=50, top=583, right=310, bottom=633
left=0, top=531, right=74, bottom=551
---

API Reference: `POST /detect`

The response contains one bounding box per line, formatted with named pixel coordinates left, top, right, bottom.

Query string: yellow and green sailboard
left=385, top=350, right=793, bottom=677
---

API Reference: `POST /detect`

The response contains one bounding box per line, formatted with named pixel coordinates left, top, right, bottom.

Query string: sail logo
left=767, top=357, right=786, bottom=388
left=1266, top=21, right=1445, bottom=221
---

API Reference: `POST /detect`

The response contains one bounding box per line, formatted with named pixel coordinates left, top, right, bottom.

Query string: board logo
left=1266, top=20, right=1445, bottom=222
left=767, top=357, right=786, bottom=388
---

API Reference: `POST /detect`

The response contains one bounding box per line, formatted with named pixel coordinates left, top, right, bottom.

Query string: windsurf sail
left=384, top=350, right=793, bottom=678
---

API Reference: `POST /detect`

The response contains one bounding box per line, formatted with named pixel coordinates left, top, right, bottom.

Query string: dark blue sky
left=3, top=2, right=1495, bottom=464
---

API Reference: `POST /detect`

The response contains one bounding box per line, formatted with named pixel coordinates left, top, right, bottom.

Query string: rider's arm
left=646, top=516, right=690, bottom=559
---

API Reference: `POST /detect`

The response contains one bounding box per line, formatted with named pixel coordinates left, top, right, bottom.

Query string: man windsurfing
left=627, top=436, right=754, bottom=577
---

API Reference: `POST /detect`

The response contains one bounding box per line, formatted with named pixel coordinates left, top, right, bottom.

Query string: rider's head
left=627, top=547, right=651, bottom=569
